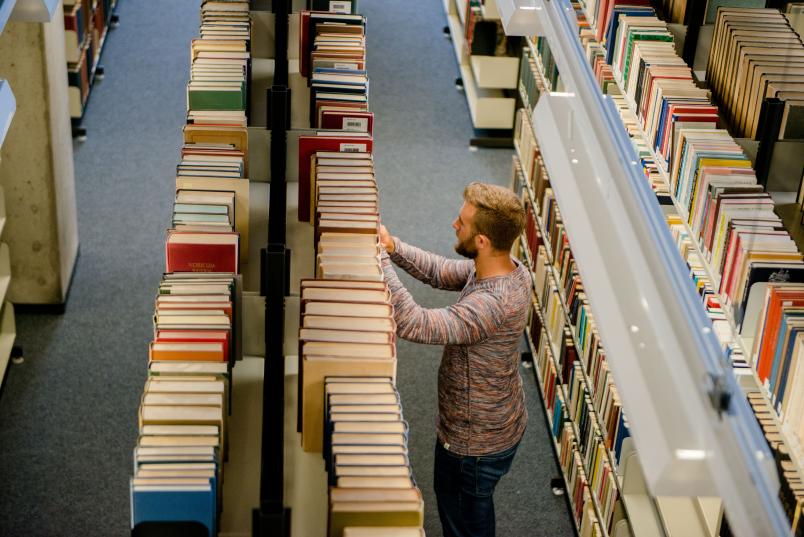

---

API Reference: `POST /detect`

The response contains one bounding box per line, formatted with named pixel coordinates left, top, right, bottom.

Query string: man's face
left=452, top=202, right=478, bottom=259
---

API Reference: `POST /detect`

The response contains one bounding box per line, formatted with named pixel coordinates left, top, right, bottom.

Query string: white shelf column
left=0, top=8, right=79, bottom=306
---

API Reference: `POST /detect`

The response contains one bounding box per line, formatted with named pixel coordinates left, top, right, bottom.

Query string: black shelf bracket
left=755, top=97, right=785, bottom=189
left=253, top=1, right=292, bottom=536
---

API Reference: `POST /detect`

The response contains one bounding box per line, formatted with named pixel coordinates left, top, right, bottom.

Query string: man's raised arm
left=380, top=225, right=472, bottom=292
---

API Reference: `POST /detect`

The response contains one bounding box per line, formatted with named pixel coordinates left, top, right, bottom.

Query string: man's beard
left=454, top=234, right=478, bottom=259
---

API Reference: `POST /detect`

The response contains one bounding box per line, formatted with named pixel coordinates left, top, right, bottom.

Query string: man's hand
left=379, top=224, right=395, bottom=254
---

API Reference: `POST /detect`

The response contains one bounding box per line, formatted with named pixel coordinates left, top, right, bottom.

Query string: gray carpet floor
left=0, top=0, right=576, bottom=535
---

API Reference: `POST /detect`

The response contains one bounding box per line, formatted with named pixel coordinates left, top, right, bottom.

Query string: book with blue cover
left=130, top=478, right=216, bottom=537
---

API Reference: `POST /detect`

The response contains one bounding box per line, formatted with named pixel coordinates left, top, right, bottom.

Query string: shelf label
left=329, top=1, right=351, bottom=13
left=340, top=143, right=366, bottom=153
left=342, top=117, right=368, bottom=132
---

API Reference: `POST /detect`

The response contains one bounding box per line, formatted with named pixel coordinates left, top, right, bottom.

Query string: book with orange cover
left=149, top=341, right=227, bottom=362
left=755, top=285, right=804, bottom=382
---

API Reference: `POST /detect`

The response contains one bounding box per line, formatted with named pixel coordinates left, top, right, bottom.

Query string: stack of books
left=706, top=8, right=804, bottom=140
left=299, top=11, right=370, bottom=127
left=172, top=190, right=235, bottom=233
left=187, top=2, right=250, bottom=114
left=299, top=276, right=395, bottom=453
left=130, top=1, right=251, bottom=533
left=324, top=377, right=424, bottom=537
left=312, top=152, right=379, bottom=251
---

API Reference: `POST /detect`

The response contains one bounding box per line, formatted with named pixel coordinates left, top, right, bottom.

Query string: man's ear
left=475, top=233, right=491, bottom=251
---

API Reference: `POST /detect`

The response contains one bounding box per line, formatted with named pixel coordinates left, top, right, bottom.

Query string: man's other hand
left=379, top=224, right=395, bottom=254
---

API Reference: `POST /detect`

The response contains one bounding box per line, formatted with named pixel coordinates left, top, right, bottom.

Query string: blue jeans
left=433, top=440, right=520, bottom=537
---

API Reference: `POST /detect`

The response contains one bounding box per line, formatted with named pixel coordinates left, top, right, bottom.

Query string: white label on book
left=330, top=1, right=351, bottom=13
left=343, top=117, right=369, bottom=132
left=340, top=143, right=367, bottom=153
left=334, top=63, right=359, bottom=70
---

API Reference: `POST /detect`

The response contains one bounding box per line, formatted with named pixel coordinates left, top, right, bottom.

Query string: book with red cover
left=320, top=110, right=374, bottom=133
left=297, top=133, right=373, bottom=222
left=165, top=231, right=240, bottom=273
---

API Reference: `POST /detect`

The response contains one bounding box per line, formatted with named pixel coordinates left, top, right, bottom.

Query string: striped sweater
left=382, top=238, right=530, bottom=456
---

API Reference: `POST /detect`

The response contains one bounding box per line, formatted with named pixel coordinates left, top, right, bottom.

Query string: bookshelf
left=501, top=4, right=804, bottom=535
left=442, top=0, right=518, bottom=135
left=64, top=0, right=119, bottom=137
left=563, top=2, right=804, bottom=495
left=495, top=0, right=802, bottom=533
left=513, top=149, right=703, bottom=536
left=0, top=10, right=31, bottom=388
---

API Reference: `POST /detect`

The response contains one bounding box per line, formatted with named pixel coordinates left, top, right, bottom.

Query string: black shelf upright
left=254, top=0, right=292, bottom=535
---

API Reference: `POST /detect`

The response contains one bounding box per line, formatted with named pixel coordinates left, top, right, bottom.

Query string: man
left=379, top=182, right=531, bottom=537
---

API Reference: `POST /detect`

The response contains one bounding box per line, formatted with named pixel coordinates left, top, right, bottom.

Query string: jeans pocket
left=474, top=444, right=519, bottom=496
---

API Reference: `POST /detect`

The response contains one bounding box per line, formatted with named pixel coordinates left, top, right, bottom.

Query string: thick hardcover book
left=130, top=481, right=216, bottom=536
left=320, top=110, right=374, bottom=133
left=165, top=231, right=239, bottom=273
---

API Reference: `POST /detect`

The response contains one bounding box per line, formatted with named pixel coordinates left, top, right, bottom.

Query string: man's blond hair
left=463, top=182, right=525, bottom=252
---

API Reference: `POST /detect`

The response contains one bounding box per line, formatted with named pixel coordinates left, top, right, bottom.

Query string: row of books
left=180, top=1, right=252, bottom=260
left=515, top=121, right=631, bottom=459
left=131, top=274, right=238, bottom=535
left=578, top=0, right=804, bottom=336
left=513, top=147, right=631, bottom=534
left=323, top=377, right=424, bottom=537
left=746, top=391, right=804, bottom=535
left=533, top=1, right=804, bottom=532
left=297, top=161, right=426, bottom=536
left=295, top=8, right=426, bottom=532
left=64, top=0, right=116, bottom=119
left=130, top=2, right=251, bottom=535
left=296, top=9, right=375, bottom=223
left=518, top=45, right=548, bottom=113
left=525, top=205, right=632, bottom=468
left=560, top=3, right=743, bottom=360
left=527, top=302, right=622, bottom=537
left=670, top=128, right=804, bottom=325
left=569, top=3, right=804, bottom=371
left=706, top=8, right=804, bottom=140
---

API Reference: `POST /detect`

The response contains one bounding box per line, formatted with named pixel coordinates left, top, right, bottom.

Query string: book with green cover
left=188, top=87, right=245, bottom=111
left=623, top=30, right=673, bottom=83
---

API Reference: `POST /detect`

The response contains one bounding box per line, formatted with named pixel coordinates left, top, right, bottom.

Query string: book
left=165, top=231, right=239, bottom=273
left=130, top=480, right=216, bottom=536
left=328, top=500, right=423, bottom=537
